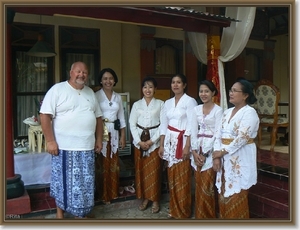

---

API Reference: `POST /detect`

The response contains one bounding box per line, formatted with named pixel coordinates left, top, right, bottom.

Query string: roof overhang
left=7, top=6, right=236, bottom=33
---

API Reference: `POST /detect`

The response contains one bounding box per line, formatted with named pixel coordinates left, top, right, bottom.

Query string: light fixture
left=27, top=33, right=56, bottom=57
left=26, top=15, right=56, bottom=57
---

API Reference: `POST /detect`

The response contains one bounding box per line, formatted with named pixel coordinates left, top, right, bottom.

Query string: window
left=59, top=26, right=100, bottom=87
left=11, top=23, right=54, bottom=138
left=245, top=48, right=263, bottom=84
left=155, top=38, right=183, bottom=74
left=12, top=50, right=54, bottom=137
left=61, top=50, right=98, bottom=86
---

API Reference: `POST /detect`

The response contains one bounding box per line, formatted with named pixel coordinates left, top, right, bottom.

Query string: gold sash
left=103, top=123, right=109, bottom=142
left=221, top=138, right=254, bottom=145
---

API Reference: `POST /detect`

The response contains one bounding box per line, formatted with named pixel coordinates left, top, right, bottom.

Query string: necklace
left=109, top=101, right=113, bottom=106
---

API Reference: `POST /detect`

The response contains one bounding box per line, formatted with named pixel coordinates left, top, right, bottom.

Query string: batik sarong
left=50, top=149, right=95, bottom=217
left=134, top=147, right=162, bottom=202
left=194, top=167, right=217, bottom=218
left=168, top=159, right=192, bottom=219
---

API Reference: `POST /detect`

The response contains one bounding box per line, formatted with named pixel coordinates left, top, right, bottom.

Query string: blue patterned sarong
left=50, top=150, right=95, bottom=217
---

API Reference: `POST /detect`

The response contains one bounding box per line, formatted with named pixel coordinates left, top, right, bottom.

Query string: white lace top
left=190, top=104, right=223, bottom=172
left=160, top=93, right=198, bottom=167
left=95, top=89, right=126, bottom=158
left=213, top=105, right=259, bottom=197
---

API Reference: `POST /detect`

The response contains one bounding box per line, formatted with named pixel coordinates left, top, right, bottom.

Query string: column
left=140, top=26, right=156, bottom=80
left=263, top=40, right=275, bottom=82
left=6, top=9, right=25, bottom=200
left=185, top=33, right=198, bottom=99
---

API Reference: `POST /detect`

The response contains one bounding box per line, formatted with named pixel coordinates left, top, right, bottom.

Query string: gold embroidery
left=221, top=138, right=254, bottom=145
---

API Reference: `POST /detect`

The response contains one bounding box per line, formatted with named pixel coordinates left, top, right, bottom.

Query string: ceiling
left=257, top=7, right=289, bottom=36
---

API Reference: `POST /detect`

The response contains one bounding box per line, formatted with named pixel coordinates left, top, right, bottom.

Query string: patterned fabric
left=50, top=150, right=95, bottom=218
left=256, top=84, right=289, bottom=124
left=256, top=85, right=276, bottom=115
left=194, top=167, right=217, bottom=218
left=134, top=147, right=162, bottom=202
left=190, top=103, right=223, bottom=172
left=218, top=168, right=249, bottom=219
left=159, top=94, right=198, bottom=167
left=95, top=135, right=119, bottom=202
left=214, top=105, right=259, bottom=197
left=168, top=160, right=192, bottom=219
left=95, top=89, right=126, bottom=157
left=261, top=116, right=289, bottom=124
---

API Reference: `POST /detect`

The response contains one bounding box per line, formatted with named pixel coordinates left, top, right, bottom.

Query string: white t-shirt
left=40, top=81, right=103, bottom=150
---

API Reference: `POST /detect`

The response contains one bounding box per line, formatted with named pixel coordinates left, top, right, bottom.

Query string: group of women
left=95, top=68, right=259, bottom=219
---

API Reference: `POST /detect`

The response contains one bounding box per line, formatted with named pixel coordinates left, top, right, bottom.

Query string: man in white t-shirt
left=40, top=61, right=103, bottom=219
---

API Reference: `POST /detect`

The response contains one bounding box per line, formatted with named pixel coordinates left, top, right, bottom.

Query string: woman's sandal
left=151, top=202, right=160, bottom=213
left=138, top=199, right=149, bottom=211
left=124, top=185, right=135, bottom=194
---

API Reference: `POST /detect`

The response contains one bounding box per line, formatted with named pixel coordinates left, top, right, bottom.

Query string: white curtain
left=16, top=52, right=48, bottom=136
left=188, top=7, right=256, bottom=110
left=66, top=53, right=95, bottom=85
left=155, top=45, right=176, bottom=74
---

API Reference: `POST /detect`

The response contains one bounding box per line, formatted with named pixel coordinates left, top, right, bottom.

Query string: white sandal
left=124, top=185, right=135, bottom=194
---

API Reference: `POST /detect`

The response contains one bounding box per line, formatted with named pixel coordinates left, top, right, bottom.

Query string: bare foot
left=56, top=207, right=64, bottom=219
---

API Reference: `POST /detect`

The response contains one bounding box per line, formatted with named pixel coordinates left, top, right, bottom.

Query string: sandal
left=124, top=185, right=135, bottom=194
left=167, top=213, right=174, bottom=219
left=151, top=202, right=160, bottom=213
left=138, top=199, right=149, bottom=211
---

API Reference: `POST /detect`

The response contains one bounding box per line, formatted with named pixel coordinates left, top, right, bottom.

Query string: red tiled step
left=249, top=182, right=289, bottom=218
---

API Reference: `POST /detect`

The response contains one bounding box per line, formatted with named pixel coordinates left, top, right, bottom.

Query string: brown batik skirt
left=167, top=159, right=192, bottom=219
left=134, top=147, right=162, bottom=202
left=218, top=168, right=250, bottom=219
left=95, top=135, right=119, bottom=203
left=194, top=166, right=217, bottom=218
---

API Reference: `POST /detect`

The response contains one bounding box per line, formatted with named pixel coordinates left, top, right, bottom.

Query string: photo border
left=0, top=0, right=296, bottom=228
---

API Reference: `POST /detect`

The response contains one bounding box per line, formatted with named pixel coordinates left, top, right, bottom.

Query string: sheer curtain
left=188, top=7, right=256, bottom=110
left=155, top=45, right=176, bottom=74
left=16, top=52, right=48, bottom=136
left=65, top=53, right=95, bottom=85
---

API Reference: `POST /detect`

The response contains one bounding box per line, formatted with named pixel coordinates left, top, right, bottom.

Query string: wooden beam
left=8, top=6, right=230, bottom=33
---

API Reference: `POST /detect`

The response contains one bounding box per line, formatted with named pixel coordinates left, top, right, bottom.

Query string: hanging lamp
left=26, top=15, right=56, bottom=57
left=27, top=33, right=56, bottom=57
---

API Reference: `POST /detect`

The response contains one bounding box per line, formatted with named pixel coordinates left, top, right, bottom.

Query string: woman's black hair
left=172, top=73, right=188, bottom=92
left=199, top=80, right=218, bottom=96
left=98, top=68, right=118, bottom=87
left=235, top=77, right=257, bottom=104
left=141, top=76, right=158, bottom=88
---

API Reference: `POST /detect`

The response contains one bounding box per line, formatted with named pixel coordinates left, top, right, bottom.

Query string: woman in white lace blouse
left=94, top=68, right=126, bottom=204
left=158, top=73, right=197, bottom=219
left=129, top=77, right=164, bottom=214
left=212, top=78, right=259, bottom=219
left=190, top=80, right=223, bottom=218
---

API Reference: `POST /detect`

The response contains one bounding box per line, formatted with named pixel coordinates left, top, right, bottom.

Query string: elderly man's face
left=69, top=62, right=88, bottom=88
